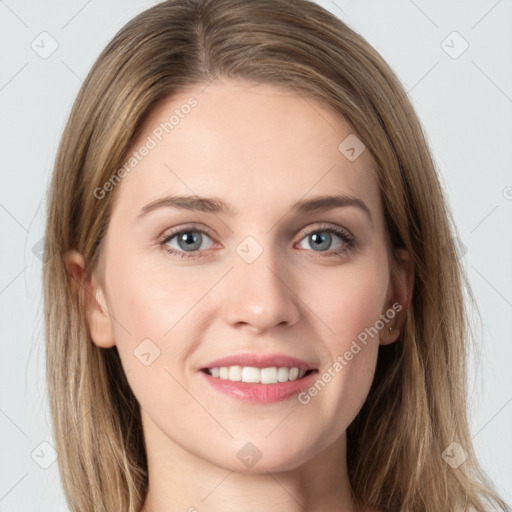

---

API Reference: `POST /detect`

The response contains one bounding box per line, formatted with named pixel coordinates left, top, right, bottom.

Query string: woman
left=43, top=0, right=510, bottom=510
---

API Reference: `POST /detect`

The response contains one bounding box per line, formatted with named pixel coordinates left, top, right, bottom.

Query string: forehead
left=111, top=78, right=380, bottom=220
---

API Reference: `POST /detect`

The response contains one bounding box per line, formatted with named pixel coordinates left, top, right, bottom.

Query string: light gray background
left=1, top=0, right=511, bottom=509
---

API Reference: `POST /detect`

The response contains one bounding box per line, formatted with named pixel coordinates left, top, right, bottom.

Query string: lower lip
left=200, top=370, right=318, bottom=403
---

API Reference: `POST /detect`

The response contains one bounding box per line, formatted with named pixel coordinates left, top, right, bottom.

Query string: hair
left=43, top=0, right=510, bottom=511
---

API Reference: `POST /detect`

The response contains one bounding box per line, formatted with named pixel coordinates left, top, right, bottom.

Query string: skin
left=67, top=78, right=412, bottom=512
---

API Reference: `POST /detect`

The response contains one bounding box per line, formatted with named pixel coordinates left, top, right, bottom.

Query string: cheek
left=103, top=251, right=221, bottom=400
left=105, top=245, right=218, bottom=343
left=295, top=259, right=388, bottom=425
left=303, top=257, right=389, bottom=348
left=106, top=273, right=210, bottom=425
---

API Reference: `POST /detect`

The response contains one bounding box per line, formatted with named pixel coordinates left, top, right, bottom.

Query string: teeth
left=242, top=366, right=260, bottom=383
left=207, top=366, right=307, bottom=384
left=261, top=367, right=277, bottom=384
left=229, top=366, right=242, bottom=381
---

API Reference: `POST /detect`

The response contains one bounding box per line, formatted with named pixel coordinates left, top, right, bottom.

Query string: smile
left=204, top=366, right=311, bottom=384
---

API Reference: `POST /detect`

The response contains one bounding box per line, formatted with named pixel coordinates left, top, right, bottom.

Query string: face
left=76, top=78, right=408, bottom=474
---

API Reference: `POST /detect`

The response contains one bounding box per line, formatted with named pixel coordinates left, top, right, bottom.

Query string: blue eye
left=160, top=227, right=214, bottom=258
left=296, top=224, right=354, bottom=255
left=158, top=223, right=355, bottom=259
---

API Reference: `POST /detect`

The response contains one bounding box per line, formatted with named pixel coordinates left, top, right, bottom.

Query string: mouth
left=199, top=353, right=319, bottom=403
left=199, top=353, right=319, bottom=404
left=200, top=367, right=319, bottom=404
left=201, top=366, right=317, bottom=384
left=201, top=366, right=316, bottom=384
left=200, top=352, right=317, bottom=383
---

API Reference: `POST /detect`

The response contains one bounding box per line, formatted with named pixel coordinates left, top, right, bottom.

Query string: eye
left=158, top=222, right=355, bottom=260
left=296, top=223, right=355, bottom=256
left=159, top=226, right=215, bottom=258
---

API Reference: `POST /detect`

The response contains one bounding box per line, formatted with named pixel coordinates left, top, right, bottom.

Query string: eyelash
left=157, top=223, right=355, bottom=260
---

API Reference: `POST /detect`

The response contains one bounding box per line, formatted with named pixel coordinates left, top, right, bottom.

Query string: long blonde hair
left=43, top=0, right=510, bottom=510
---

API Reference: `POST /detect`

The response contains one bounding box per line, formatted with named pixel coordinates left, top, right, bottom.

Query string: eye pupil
left=178, top=232, right=202, bottom=251
left=310, top=232, right=331, bottom=251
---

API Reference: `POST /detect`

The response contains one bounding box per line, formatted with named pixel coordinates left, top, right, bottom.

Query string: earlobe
left=64, top=250, right=116, bottom=348
left=380, top=248, right=414, bottom=346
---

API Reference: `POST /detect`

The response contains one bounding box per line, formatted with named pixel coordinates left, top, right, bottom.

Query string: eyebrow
left=137, top=194, right=373, bottom=224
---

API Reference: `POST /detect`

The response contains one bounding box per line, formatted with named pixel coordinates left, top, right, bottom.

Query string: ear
left=64, top=250, right=116, bottom=348
left=379, top=248, right=414, bottom=346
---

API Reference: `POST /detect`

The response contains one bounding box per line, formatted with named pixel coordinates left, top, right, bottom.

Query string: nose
left=221, top=246, right=301, bottom=334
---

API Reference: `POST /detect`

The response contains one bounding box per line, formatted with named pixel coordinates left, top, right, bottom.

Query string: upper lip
left=201, top=353, right=316, bottom=371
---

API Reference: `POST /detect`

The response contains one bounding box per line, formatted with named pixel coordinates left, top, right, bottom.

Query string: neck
left=140, top=411, right=361, bottom=512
